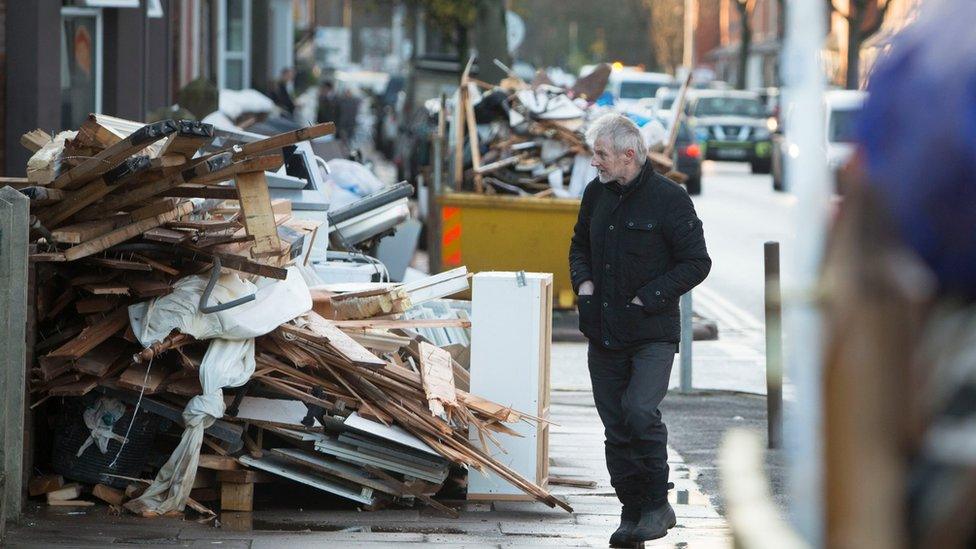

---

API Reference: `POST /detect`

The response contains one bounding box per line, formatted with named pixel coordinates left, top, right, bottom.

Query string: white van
left=606, top=69, right=676, bottom=113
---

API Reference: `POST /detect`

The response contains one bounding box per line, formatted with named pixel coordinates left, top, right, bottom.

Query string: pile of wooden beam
left=16, top=114, right=570, bottom=517
left=450, top=65, right=690, bottom=197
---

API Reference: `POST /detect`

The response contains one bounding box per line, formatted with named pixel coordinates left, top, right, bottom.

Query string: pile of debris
left=15, top=116, right=570, bottom=517
left=450, top=61, right=688, bottom=198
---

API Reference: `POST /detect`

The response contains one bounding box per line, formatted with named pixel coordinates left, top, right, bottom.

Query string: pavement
left=6, top=385, right=732, bottom=548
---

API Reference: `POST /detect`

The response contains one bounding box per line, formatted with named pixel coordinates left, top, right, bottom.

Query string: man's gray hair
left=586, top=113, right=648, bottom=164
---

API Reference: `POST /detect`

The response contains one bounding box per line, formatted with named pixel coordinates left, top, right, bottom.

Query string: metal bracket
left=515, top=271, right=527, bottom=287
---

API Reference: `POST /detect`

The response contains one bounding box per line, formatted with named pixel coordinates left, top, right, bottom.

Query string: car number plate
left=716, top=148, right=748, bottom=159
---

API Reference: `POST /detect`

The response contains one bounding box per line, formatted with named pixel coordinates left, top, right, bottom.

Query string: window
left=218, top=0, right=250, bottom=90
left=61, top=7, right=103, bottom=130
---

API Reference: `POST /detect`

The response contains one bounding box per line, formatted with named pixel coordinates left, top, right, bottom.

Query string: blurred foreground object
left=823, top=1, right=976, bottom=547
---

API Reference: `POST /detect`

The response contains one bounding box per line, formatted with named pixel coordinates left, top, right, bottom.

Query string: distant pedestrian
left=569, top=113, right=711, bottom=546
left=336, top=88, right=362, bottom=145
left=317, top=81, right=338, bottom=125
left=271, top=67, right=296, bottom=116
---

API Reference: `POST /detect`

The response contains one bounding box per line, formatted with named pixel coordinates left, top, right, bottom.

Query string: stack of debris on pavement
left=14, top=115, right=570, bottom=518
left=450, top=60, right=689, bottom=198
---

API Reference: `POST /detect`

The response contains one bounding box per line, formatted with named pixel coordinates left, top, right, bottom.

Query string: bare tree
left=646, top=0, right=684, bottom=74
left=827, top=0, right=892, bottom=89
left=733, top=0, right=757, bottom=89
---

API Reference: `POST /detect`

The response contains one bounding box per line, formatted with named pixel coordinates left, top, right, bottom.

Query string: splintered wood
left=418, top=342, right=458, bottom=418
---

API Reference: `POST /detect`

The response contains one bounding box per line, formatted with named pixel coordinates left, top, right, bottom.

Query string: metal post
left=427, top=93, right=447, bottom=275
left=679, top=291, right=693, bottom=393
left=783, top=0, right=830, bottom=540
left=765, top=241, right=784, bottom=449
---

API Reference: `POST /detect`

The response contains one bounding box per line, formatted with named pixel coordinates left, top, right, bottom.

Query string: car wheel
left=751, top=159, right=772, bottom=174
left=685, top=175, right=701, bottom=196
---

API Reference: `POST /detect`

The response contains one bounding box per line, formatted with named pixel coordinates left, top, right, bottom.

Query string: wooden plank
left=73, top=114, right=124, bottom=149
left=117, top=364, right=168, bottom=394
left=84, top=257, right=153, bottom=272
left=234, top=171, right=281, bottom=257
left=46, top=483, right=82, bottom=502
left=300, top=313, right=387, bottom=368
left=158, top=120, right=214, bottom=160
left=220, top=482, right=253, bottom=512
left=48, top=308, right=128, bottom=359
left=197, top=455, right=240, bottom=471
left=333, top=319, right=471, bottom=330
left=216, top=469, right=276, bottom=484
left=28, top=475, right=64, bottom=496
left=49, top=378, right=99, bottom=397
left=126, top=278, right=173, bottom=299
left=144, top=227, right=190, bottom=244
left=47, top=500, right=95, bottom=507
left=74, top=152, right=232, bottom=220
left=187, top=154, right=284, bottom=185
left=463, top=84, right=484, bottom=192
left=51, top=217, right=126, bottom=244
left=52, top=119, right=178, bottom=190
left=75, top=296, right=119, bottom=314
left=73, top=338, right=127, bottom=377
left=418, top=341, right=458, bottom=417
left=163, top=185, right=239, bottom=200
left=20, top=129, right=51, bottom=153
left=178, top=245, right=288, bottom=280
left=35, top=156, right=151, bottom=228
left=131, top=253, right=180, bottom=276
left=235, top=122, right=335, bottom=159
left=63, top=201, right=195, bottom=261
left=92, top=484, right=125, bottom=506
left=127, top=198, right=180, bottom=222
left=81, top=283, right=130, bottom=295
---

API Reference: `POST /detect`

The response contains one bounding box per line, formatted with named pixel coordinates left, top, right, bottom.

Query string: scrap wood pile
left=450, top=60, right=690, bottom=198
left=15, top=116, right=570, bottom=516
left=23, top=114, right=335, bottom=403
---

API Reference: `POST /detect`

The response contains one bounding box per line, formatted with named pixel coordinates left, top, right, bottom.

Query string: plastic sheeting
left=76, top=397, right=127, bottom=457
left=123, top=266, right=311, bottom=515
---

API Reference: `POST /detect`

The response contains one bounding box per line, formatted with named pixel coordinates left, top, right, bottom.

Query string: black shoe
left=630, top=501, right=677, bottom=542
left=608, top=504, right=641, bottom=547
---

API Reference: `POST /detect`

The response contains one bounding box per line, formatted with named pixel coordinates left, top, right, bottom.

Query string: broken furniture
left=467, top=272, right=553, bottom=500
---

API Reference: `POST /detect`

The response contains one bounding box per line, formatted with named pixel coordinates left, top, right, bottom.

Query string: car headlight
left=752, top=127, right=771, bottom=140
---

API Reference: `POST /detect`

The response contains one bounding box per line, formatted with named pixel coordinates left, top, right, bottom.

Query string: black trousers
left=588, top=341, right=675, bottom=507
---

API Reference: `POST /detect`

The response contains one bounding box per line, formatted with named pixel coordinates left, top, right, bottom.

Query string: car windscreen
left=693, top=97, right=765, bottom=117
left=829, top=107, right=861, bottom=143
left=619, top=81, right=665, bottom=100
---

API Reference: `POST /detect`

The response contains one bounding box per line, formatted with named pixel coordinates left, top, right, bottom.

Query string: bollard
left=679, top=291, right=693, bottom=393
left=764, top=241, right=784, bottom=449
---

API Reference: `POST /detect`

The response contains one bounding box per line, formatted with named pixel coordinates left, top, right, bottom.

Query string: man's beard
left=597, top=169, right=617, bottom=183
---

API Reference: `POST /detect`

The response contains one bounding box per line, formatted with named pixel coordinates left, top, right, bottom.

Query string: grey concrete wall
left=0, top=186, right=29, bottom=531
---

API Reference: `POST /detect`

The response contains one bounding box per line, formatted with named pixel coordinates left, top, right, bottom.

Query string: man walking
left=569, top=113, right=710, bottom=545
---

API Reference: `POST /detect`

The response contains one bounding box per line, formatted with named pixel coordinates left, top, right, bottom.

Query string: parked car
left=659, top=114, right=703, bottom=195
left=770, top=90, right=867, bottom=192
left=686, top=89, right=773, bottom=174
